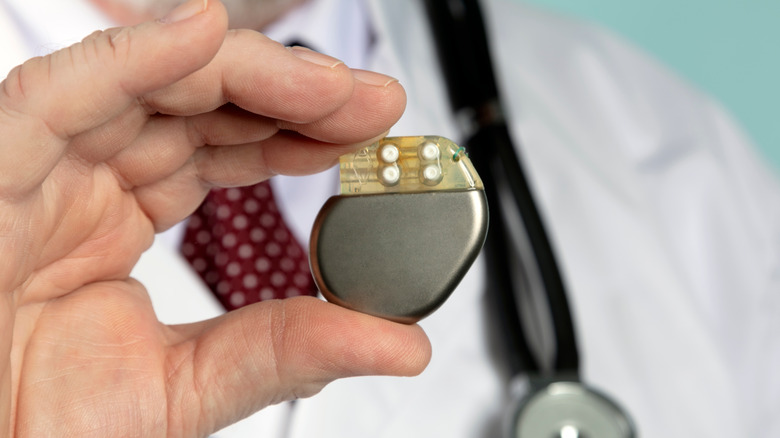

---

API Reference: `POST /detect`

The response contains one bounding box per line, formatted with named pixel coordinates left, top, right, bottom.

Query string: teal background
left=522, top=0, right=780, bottom=171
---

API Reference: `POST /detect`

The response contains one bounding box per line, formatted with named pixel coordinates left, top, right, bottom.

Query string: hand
left=0, top=0, right=431, bottom=436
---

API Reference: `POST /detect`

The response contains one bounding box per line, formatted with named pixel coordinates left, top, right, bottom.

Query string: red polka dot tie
left=181, top=181, right=317, bottom=310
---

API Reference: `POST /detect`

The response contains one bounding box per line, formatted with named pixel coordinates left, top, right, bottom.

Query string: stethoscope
left=423, top=0, right=636, bottom=436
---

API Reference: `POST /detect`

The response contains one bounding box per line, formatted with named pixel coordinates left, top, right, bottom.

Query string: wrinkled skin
left=0, top=1, right=431, bottom=436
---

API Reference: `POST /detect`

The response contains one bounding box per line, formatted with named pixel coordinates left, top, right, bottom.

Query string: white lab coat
left=2, top=0, right=779, bottom=437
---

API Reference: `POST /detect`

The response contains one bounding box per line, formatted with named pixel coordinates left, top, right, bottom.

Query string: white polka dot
left=243, top=274, right=258, bottom=289
left=244, top=199, right=260, bottom=214
left=285, top=287, right=301, bottom=298
left=253, top=184, right=270, bottom=199
left=260, top=213, right=276, bottom=227
left=260, top=287, right=275, bottom=301
left=182, top=243, right=195, bottom=257
left=205, top=271, right=219, bottom=284
left=226, top=262, right=242, bottom=277
left=196, top=230, right=211, bottom=244
left=192, top=258, right=207, bottom=272
left=226, top=188, right=242, bottom=201
left=273, top=229, right=289, bottom=242
left=287, top=244, right=302, bottom=258
left=215, top=253, right=229, bottom=266
left=230, top=291, right=246, bottom=307
left=222, top=233, right=237, bottom=248
left=216, top=205, right=231, bottom=219
left=271, top=272, right=287, bottom=287
left=280, top=258, right=295, bottom=271
left=213, top=224, right=226, bottom=236
left=203, top=201, right=216, bottom=216
left=206, top=244, right=218, bottom=256
left=294, top=273, right=310, bottom=287
left=187, top=215, right=202, bottom=229
left=250, top=228, right=266, bottom=242
left=238, top=244, right=253, bottom=259
left=232, top=214, right=248, bottom=230
left=255, top=257, right=271, bottom=272
left=217, top=281, right=231, bottom=295
left=266, top=242, right=282, bottom=257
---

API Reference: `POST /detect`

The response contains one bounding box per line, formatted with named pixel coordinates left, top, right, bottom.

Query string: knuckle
left=80, top=27, right=135, bottom=72
left=107, top=27, right=135, bottom=61
left=1, top=64, right=25, bottom=102
left=1, top=56, right=51, bottom=106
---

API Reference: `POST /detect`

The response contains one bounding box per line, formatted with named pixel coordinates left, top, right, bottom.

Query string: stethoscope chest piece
left=507, top=381, right=635, bottom=438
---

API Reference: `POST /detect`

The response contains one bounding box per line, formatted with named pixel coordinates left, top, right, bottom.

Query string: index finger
left=142, top=34, right=355, bottom=123
left=140, top=32, right=407, bottom=144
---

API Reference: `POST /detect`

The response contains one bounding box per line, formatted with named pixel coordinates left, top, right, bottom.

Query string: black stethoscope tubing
left=422, top=3, right=636, bottom=436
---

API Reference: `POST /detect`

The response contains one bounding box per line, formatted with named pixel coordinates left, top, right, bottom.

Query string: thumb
left=166, top=297, right=433, bottom=435
left=2, top=0, right=228, bottom=140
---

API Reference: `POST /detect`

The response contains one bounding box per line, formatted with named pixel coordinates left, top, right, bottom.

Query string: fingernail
left=160, top=0, right=208, bottom=23
left=288, top=46, right=343, bottom=68
left=352, top=69, right=399, bottom=88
